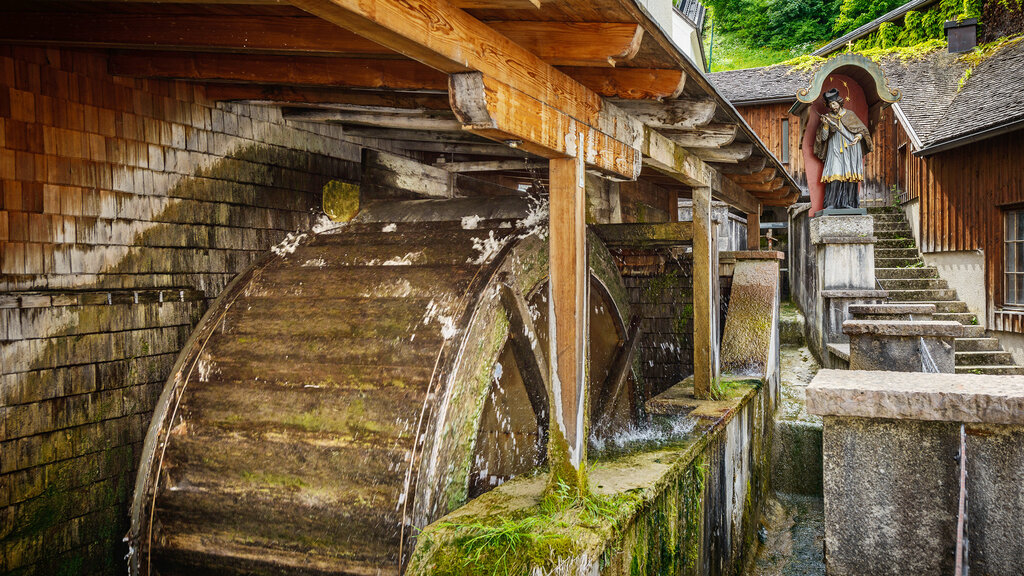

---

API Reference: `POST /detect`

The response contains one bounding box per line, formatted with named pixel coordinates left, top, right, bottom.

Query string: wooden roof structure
left=0, top=0, right=802, bottom=209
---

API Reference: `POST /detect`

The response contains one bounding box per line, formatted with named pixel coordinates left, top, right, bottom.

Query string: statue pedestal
left=810, top=215, right=886, bottom=367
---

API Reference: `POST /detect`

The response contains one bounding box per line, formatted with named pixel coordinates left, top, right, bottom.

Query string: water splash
left=589, top=415, right=697, bottom=458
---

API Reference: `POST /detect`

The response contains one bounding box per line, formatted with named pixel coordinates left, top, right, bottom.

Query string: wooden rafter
left=691, top=144, right=754, bottom=164
left=729, top=167, right=778, bottom=185
left=289, top=0, right=644, bottom=171
left=742, top=177, right=785, bottom=193
left=610, top=98, right=717, bottom=130
left=450, top=72, right=640, bottom=179
left=487, top=21, right=643, bottom=66
left=203, top=85, right=452, bottom=109
left=716, top=156, right=769, bottom=175
left=281, top=108, right=462, bottom=131
left=109, top=52, right=448, bottom=91
left=660, top=123, right=738, bottom=148
left=558, top=67, right=686, bottom=100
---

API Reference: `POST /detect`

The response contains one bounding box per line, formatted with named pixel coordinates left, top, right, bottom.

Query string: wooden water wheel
left=127, top=201, right=642, bottom=575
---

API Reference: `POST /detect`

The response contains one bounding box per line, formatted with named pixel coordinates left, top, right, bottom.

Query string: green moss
left=322, top=180, right=360, bottom=222
left=242, top=471, right=308, bottom=490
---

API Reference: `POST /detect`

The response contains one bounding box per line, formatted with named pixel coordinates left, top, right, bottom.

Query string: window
left=1006, top=210, right=1024, bottom=307
left=780, top=118, right=790, bottom=164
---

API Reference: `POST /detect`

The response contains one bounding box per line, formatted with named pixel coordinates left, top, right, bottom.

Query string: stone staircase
left=870, top=206, right=1024, bottom=375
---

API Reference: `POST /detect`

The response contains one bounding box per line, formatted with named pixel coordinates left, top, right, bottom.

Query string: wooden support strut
left=747, top=204, right=761, bottom=250
left=692, top=185, right=718, bottom=399
left=497, top=281, right=550, bottom=449
left=548, top=155, right=589, bottom=485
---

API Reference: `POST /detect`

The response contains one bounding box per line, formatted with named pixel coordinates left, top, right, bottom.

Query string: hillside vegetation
left=704, top=0, right=988, bottom=71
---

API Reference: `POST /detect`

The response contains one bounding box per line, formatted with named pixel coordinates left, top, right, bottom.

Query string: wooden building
left=710, top=38, right=1024, bottom=363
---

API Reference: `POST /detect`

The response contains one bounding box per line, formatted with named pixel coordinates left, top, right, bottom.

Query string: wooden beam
left=389, top=140, right=528, bottom=156
left=282, top=108, right=462, bottom=131
left=557, top=67, right=686, bottom=99
left=610, top=98, right=717, bottom=130
left=360, top=148, right=452, bottom=199
left=488, top=22, right=643, bottom=66
left=290, top=0, right=643, bottom=153
left=747, top=205, right=761, bottom=250
left=203, top=85, right=452, bottom=109
left=691, top=144, right=754, bottom=164
left=436, top=159, right=540, bottom=172
left=729, top=167, right=778, bottom=185
left=743, top=177, right=785, bottom=194
left=498, top=281, right=550, bottom=435
left=762, top=190, right=801, bottom=206
left=717, top=156, right=768, bottom=174
left=450, top=73, right=640, bottom=179
left=592, top=222, right=693, bottom=247
left=661, top=123, right=738, bottom=148
left=548, top=155, right=589, bottom=487
left=0, top=13, right=397, bottom=57
left=108, top=52, right=448, bottom=91
left=641, top=127, right=759, bottom=214
left=691, top=184, right=718, bottom=400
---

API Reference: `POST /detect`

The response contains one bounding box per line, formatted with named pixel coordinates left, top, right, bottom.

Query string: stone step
left=915, top=300, right=970, bottom=313
left=960, top=324, right=987, bottom=338
left=886, top=288, right=959, bottom=301
left=875, top=267, right=940, bottom=280
left=875, top=248, right=920, bottom=259
left=955, top=350, right=1017, bottom=366
left=933, top=312, right=979, bottom=324
left=874, top=220, right=912, bottom=228
left=878, top=278, right=949, bottom=290
left=875, top=231, right=915, bottom=241
left=868, top=206, right=902, bottom=215
left=876, top=257, right=926, bottom=268
left=875, top=239, right=917, bottom=250
left=955, top=337, right=1000, bottom=352
left=955, top=364, right=1024, bottom=375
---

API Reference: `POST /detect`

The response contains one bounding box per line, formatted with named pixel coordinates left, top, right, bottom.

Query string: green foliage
left=833, top=0, right=908, bottom=36
left=707, top=28, right=801, bottom=71
left=703, top=0, right=840, bottom=52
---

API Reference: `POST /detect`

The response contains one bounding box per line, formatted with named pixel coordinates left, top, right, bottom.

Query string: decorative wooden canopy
left=790, top=53, right=902, bottom=127
left=0, top=0, right=801, bottom=208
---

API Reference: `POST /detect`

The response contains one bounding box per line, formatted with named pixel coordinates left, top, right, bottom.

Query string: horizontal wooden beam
left=435, top=159, right=540, bottom=172
left=692, top=144, right=754, bottom=164
left=717, top=156, right=769, bottom=175
left=0, top=13, right=396, bottom=56
left=610, top=98, right=717, bottom=130
left=488, top=22, right=643, bottom=67
left=593, top=222, right=693, bottom=247
left=558, top=67, right=686, bottom=100
left=762, top=190, right=801, bottom=206
left=743, top=177, right=785, bottom=193
left=640, top=127, right=759, bottom=214
left=203, top=85, right=452, bottom=109
left=660, top=123, right=738, bottom=148
left=390, top=141, right=528, bottom=156
left=282, top=108, right=462, bottom=131
left=729, top=167, right=778, bottom=185
left=450, top=72, right=640, bottom=179
left=291, top=0, right=643, bottom=156
left=109, top=52, right=448, bottom=91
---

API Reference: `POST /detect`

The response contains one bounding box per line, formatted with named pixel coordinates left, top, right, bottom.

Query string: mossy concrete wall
left=408, top=376, right=777, bottom=576
left=0, top=45, right=361, bottom=574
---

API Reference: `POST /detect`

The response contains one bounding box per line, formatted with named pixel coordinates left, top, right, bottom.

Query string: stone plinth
left=808, top=369, right=1024, bottom=576
left=820, top=290, right=886, bottom=368
left=843, top=319, right=963, bottom=372
left=809, top=214, right=873, bottom=246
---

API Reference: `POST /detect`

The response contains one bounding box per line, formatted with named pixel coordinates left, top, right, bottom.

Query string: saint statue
left=814, top=88, right=873, bottom=210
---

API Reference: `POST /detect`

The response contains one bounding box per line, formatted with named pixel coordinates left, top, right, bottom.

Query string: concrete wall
left=809, top=370, right=1024, bottom=576
left=996, top=331, right=1024, bottom=365
left=0, top=45, right=361, bottom=574
left=900, top=198, right=921, bottom=248
left=922, top=250, right=987, bottom=328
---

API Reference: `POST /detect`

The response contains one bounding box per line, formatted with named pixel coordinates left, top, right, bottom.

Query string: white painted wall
left=923, top=250, right=988, bottom=328
left=995, top=331, right=1024, bottom=365
left=901, top=199, right=921, bottom=248
left=670, top=12, right=706, bottom=69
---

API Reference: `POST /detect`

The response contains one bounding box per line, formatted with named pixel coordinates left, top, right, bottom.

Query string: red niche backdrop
left=802, top=74, right=869, bottom=217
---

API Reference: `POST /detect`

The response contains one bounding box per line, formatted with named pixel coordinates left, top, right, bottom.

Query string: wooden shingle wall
left=0, top=45, right=360, bottom=574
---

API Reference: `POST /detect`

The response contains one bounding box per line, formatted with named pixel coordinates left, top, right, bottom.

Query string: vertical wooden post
left=747, top=204, right=761, bottom=250
left=547, top=154, right=589, bottom=491
left=667, top=189, right=679, bottom=222
left=692, top=185, right=718, bottom=399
